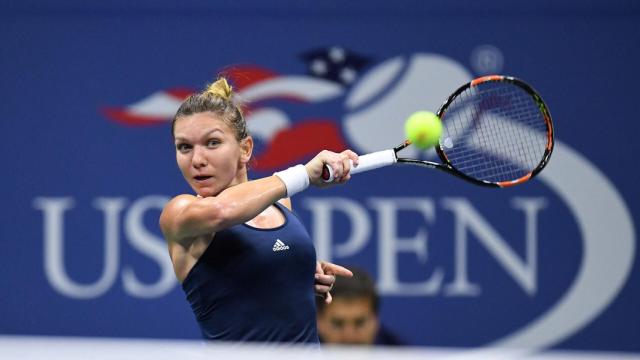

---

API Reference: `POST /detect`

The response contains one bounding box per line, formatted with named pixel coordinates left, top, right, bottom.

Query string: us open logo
left=34, top=47, right=635, bottom=351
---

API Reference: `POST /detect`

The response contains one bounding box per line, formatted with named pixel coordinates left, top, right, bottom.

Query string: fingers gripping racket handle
left=321, top=149, right=397, bottom=182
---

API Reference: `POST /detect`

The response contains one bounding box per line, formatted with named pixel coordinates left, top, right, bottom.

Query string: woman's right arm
left=159, top=176, right=287, bottom=243
left=160, top=149, right=359, bottom=244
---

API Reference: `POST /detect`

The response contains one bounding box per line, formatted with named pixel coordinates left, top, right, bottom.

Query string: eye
left=207, top=138, right=221, bottom=147
left=353, top=317, right=367, bottom=328
left=330, top=318, right=345, bottom=329
left=176, top=143, right=192, bottom=152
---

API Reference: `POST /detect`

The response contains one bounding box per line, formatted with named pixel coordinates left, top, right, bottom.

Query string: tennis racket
left=322, top=75, right=554, bottom=187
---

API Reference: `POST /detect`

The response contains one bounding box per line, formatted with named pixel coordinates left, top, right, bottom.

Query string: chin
left=193, top=186, right=222, bottom=198
left=194, top=189, right=213, bottom=198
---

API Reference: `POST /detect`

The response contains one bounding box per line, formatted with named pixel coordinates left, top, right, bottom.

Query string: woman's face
left=173, top=112, right=252, bottom=197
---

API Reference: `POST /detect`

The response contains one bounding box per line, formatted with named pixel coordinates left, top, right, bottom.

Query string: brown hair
left=171, top=77, right=248, bottom=141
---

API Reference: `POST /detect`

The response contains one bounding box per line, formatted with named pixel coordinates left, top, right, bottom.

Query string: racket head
left=433, top=75, right=554, bottom=187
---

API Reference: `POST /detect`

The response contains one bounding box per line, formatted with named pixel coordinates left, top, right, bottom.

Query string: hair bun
left=205, top=77, right=233, bottom=100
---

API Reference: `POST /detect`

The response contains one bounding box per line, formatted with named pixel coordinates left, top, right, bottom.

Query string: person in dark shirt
left=317, top=267, right=404, bottom=346
left=160, top=77, right=355, bottom=343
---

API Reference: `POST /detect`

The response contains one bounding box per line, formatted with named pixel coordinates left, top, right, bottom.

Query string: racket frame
left=396, top=75, right=554, bottom=188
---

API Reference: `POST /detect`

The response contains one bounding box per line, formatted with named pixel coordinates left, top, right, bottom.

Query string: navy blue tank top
left=181, top=202, right=319, bottom=344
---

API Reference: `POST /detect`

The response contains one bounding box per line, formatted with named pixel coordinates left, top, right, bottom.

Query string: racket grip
left=321, top=149, right=397, bottom=182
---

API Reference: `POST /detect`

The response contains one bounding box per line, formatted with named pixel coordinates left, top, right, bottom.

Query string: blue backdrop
left=1, top=0, right=638, bottom=354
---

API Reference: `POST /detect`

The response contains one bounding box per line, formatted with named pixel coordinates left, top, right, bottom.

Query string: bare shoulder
left=159, top=194, right=197, bottom=238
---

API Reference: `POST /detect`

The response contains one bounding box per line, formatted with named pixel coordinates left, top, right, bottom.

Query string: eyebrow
left=174, top=129, right=224, bottom=142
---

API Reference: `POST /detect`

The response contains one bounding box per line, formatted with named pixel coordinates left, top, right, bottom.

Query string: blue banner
left=1, top=0, right=638, bottom=353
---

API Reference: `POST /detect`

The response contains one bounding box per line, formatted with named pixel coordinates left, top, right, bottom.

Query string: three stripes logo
left=272, top=239, right=290, bottom=252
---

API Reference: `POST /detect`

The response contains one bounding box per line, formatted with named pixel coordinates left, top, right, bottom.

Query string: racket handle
left=321, top=149, right=397, bottom=182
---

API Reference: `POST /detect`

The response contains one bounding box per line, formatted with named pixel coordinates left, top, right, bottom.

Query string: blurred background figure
left=316, top=267, right=404, bottom=346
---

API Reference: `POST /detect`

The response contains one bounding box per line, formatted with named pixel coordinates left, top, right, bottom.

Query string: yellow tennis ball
left=405, top=111, right=443, bottom=149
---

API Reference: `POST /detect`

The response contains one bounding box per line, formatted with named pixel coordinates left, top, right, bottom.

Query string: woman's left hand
left=314, top=260, right=353, bottom=304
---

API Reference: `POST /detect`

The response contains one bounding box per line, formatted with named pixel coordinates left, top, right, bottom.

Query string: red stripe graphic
left=226, top=65, right=278, bottom=91
left=165, top=88, right=196, bottom=99
left=101, top=108, right=168, bottom=126
left=253, top=120, right=347, bottom=171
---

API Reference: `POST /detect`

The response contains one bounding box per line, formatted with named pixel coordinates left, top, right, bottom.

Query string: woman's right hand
left=305, top=149, right=359, bottom=187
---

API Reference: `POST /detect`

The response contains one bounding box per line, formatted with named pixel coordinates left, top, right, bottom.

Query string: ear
left=239, top=136, right=253, bottom=164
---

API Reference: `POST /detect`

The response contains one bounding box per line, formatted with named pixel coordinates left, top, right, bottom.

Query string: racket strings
left=454, top=95, right=545, bottom=180
left=440, top=81, right=549, bottom=183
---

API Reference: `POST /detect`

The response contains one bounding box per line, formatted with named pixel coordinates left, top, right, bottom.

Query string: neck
left=229, top=165, right=249, bottom=186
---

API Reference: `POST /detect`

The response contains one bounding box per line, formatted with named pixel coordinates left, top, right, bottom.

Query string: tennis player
left=160, top=77, right=356, bottom=344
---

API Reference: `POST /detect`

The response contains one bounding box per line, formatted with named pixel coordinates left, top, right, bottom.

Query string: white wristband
left=273, top=164, right=310, bottom=198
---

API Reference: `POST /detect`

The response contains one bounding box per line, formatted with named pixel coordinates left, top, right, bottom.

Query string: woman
left=159, top=77, right=357, bottom=343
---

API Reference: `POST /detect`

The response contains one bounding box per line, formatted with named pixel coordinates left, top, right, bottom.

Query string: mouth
left=193, top=175, right=213, bottom=183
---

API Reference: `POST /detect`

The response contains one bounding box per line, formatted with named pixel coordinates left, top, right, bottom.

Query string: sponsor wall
left=1, top=0, right=638, bottom=353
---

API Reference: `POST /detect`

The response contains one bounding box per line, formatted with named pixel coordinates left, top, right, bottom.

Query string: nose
left=192, top=146, right=208, bottom=169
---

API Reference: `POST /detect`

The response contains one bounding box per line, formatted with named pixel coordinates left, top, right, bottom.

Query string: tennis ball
left=404, top=111, right=443, bottom=149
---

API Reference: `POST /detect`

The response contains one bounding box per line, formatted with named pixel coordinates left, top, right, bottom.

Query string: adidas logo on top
left=273, top=239, right=290, bottom=252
